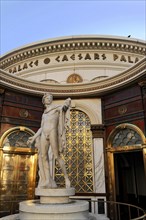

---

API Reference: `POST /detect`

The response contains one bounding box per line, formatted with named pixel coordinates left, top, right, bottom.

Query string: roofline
left=1, top=35, right=146, bottom=58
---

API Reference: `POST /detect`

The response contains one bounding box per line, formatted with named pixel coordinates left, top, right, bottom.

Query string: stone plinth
left=35, top=187, right=75, bottom=204
left=19, top=187, right=90, bottom=219
left=19, top=199, right=89, bottom=220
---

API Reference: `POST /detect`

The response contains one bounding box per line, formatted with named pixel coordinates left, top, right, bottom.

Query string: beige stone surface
left=35, top=187, right=75, bottom=196
left=1, top=36, right=145, bottom=85
left=19, top=199, right=89, bottom=219
left=35, top=187, right=75, bottom=204
left=0, top=214, right=19, bottom=220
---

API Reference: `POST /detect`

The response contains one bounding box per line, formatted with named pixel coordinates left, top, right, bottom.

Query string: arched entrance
left=55, top=109, right=94, bottom=193
left=106, top=123, right=146, bottom=219
left=0, top=127, right=38, bottom=217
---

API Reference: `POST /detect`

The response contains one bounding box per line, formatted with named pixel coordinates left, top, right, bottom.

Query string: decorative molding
left=138, top=80, right=146, bottom=96
left=0, top=57, right=145, bottom=97
left=19, top=109, right=29, bottom=118
left=67, top=73, right=83, bottom=83
left=118, top=105, right=127, bottom=115
left=138, top=80, right=146, bottom=87
left=0, top=88, right=5, bottom=94
left=0, top=36, right=146, bottom=69
left=91, top=124, right=105, bottom=138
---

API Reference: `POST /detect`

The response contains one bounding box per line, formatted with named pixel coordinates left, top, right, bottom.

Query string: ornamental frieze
left=1, top=36, right=145, bottom=71
left=0, top=57, right=145, bottom=97
left=6, top=52, right=141, bottom=74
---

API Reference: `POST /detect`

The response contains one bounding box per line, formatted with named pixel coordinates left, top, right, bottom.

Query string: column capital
left=138, top=80, right=146, bottom=96
left=91, top=124, right=105, bottom=138
left=0, top=88, right=5, bottom=94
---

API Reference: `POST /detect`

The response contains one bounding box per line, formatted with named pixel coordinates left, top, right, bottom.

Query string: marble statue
left=27, top=93, right=71, bottom=189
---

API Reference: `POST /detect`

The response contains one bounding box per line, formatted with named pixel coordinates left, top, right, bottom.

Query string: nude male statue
left=27, top=93, right=71, bottom=189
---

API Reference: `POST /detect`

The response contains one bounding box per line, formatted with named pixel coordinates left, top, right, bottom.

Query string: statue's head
left=42, top=93, right=53, bottom=105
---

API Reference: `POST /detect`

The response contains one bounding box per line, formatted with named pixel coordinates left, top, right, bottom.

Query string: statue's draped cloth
left=59, top=105, right=70, bottom=153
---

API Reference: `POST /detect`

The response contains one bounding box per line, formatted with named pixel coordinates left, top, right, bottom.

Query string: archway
left=106, top=123, right=146, bottom=219
left=0, top=127, right=38, bottom=217
left=55, top=109, right=94, bottom=193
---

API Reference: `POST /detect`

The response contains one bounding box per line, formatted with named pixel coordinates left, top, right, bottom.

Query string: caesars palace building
left=0, top=35, right=146, bottom=219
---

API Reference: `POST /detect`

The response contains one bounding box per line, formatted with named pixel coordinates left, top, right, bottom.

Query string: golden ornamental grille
left=55, top=110, right=93, bottom=193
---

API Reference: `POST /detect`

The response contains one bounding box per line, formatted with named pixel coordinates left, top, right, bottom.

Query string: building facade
left=0, top=35, right=146, bottom=219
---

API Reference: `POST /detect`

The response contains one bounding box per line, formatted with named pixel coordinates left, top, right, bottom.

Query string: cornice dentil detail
left=0, top=36, right=146, bottom=69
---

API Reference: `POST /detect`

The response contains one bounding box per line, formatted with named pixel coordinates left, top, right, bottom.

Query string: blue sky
left=0, top=0, right=146, bottom=56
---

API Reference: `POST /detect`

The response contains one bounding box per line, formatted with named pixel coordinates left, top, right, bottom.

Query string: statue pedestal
left=19, top=188, right=90, bottom=220
left=35, top=187, right=75, bottom=204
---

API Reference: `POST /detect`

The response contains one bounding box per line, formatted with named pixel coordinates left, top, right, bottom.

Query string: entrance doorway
left=114, top=151, right=146, bottom=210
left=107, top=123, right=146, bottom=219
left=0, top=127, right=38, bottom=217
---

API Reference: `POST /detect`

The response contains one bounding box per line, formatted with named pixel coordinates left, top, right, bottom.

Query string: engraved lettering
left=6, top=53, right=140, bottom=75
left=62, top=55, right=68, bottom=62
left=70, top=54, right=75, bottom=60
left=29, top=61, right=33, bottom=67
left=18, top=65, right=22, bottom=71
left=12, top=67, right=17, bottom=73
left=135, top=57, right=139, bottom=63
left=94, top=53, right=100, bottom=60
left=56, top=56, right=60, bottom=62
left=34, top=60, right=39, bottom=66
left=113, top=54, right=118, bottom=61
left=85, top=53, right=91, bottom=60
left=102, top=54, right=106, bottom=60
left=78, top=54, right=83, bottom=60
left=128, top=56, right=133, bottom=63
left=23, top=63, right=28, bottom=69
left=120, top=55, right=126, bottom=62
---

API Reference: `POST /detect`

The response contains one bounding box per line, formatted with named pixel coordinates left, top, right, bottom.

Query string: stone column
left=139, top=81, right=146, bottom=128
left=91, top=125, right=105, bottom=193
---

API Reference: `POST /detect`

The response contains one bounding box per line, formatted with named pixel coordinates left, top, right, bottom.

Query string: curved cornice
left=0, top=35, right=145, bottom=70
left=0, top=57, right=145, bottom=97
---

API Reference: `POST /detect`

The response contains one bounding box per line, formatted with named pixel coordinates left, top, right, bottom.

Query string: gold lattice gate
left=0, top=127, right=37, bottom=217
left=55, top=109, right=94, bottom=193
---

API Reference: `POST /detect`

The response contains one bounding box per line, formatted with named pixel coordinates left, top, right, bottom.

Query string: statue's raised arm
left=63, top=98, right=71, bottom=111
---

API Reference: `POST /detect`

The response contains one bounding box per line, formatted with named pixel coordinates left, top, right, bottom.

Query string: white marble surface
left=19, top=200, right=89, bottom=220
left=35, top=187, right=75, bottom=204
left=0, top=214, right=19, bottom=220
left=0, top=213, right=108, bottom=220
left=93, top=138, right=106, bottom=193
left=35, top=187, right=75, bottom=196
left=54, top=98, right=102, bottom=124
left=19, top=200, right=88, bottom=213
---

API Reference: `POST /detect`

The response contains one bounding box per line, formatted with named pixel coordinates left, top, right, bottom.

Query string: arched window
left=107, top=123, right=145, bottom=148
left=113, top=128, right=142, bottom=147
left=55, top=110, right=94, bottom=193
left=1, top=127, right=35, bottom=148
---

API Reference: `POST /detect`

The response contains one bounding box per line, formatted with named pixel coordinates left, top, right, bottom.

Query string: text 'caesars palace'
left=0, top=35, right=146, bottom=220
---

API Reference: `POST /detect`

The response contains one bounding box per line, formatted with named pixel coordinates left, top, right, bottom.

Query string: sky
left=0, top=0, right=146, bottom=56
